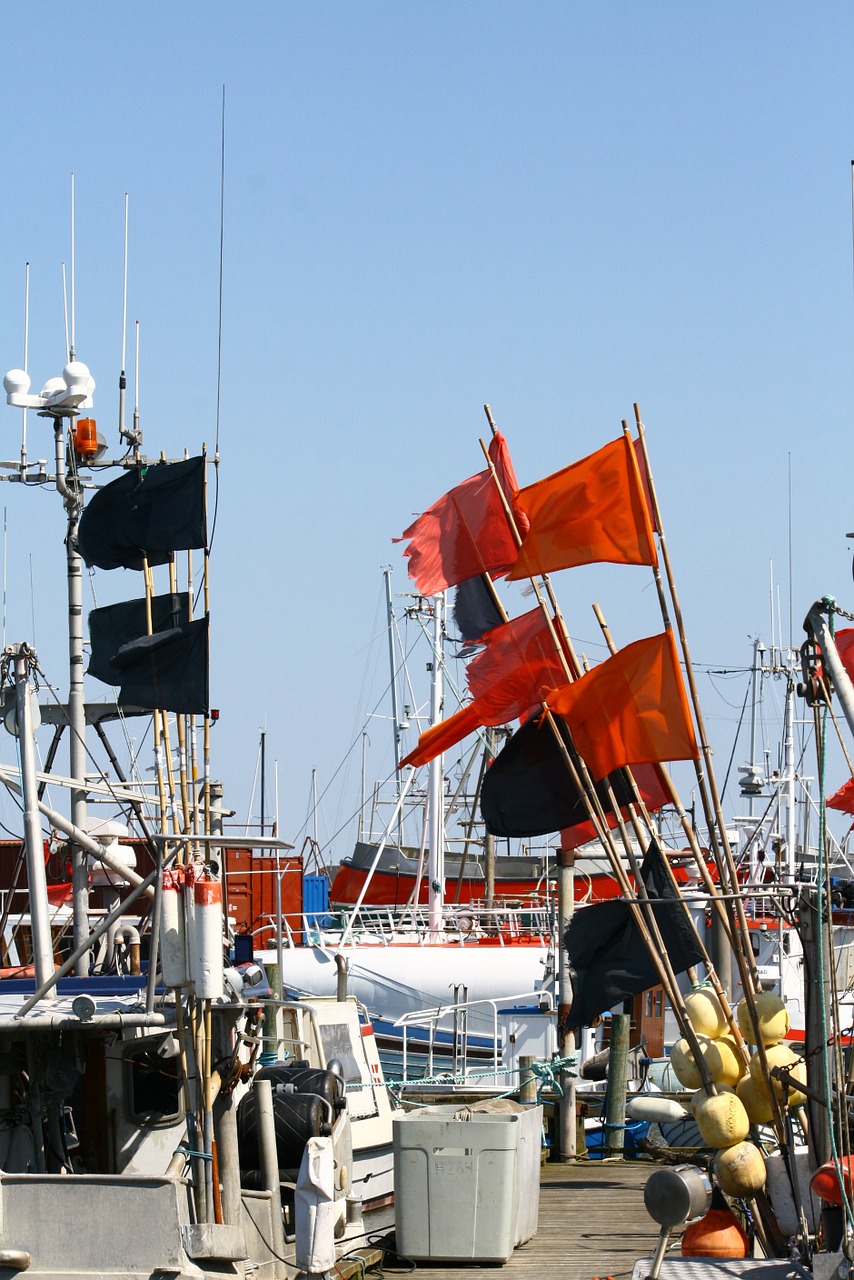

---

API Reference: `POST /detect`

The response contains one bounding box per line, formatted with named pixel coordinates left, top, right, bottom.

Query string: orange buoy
left=681, top=1207, right=748, bottom=1258
left=810, top=1159, right=854, bottom=1207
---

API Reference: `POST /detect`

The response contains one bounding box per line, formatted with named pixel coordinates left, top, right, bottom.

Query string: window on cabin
left=123, top=1040, right=182, bottom=1125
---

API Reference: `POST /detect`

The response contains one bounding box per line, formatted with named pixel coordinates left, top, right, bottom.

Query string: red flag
left=560, top=762, right=670, bottom=851
left=401, top=608, right=567, bottom=768
left=546, top=631, right=698, bottom=781
left=395, top=433, right=527, bottom=596
left=832, top=629, right=854, bottom=675
left=828, top=778, right=854, bottom=815
left=507, top=434, right=657, bottom=580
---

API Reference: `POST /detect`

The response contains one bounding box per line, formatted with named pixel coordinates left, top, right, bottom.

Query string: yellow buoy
left=736, top=1073, right=775, bottom=1124
left=693, top=1090, right=751, bottom=1148
left=736, top=993, right=789, bottom=1045
left=670, top=1035, right=712, bottom=1090
left=705, top=1035, right=747, bottom=1087
left=714, top=1141, right=767, bottom=1197
left=749, top=1043, right=806, bottom=1108
left=685, top=988, right=728, bottom=1039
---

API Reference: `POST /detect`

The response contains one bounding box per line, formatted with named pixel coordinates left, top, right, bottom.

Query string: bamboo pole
left=590, top=603, right=752, bottom=1065
left=633, top=407, right=761, bottom=996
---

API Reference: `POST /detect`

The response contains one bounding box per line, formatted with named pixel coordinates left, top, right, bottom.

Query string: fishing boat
left=0, top=231, right=397, bottom=1278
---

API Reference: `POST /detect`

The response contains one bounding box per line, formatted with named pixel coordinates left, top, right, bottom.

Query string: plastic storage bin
left=393, top=1103, right=542, bottom=1262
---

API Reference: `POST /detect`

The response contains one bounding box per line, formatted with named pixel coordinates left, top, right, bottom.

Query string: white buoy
left=183, top=862, right=198, bottom=989
left=160, top=869, right=188, bottom=988
left=193, top=872, right=224, bottom=1000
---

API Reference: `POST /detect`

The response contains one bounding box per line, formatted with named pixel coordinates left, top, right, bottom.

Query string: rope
left=379, top=1052, right=578, bottom=1104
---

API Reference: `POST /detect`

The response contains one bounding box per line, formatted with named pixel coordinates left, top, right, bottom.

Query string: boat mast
left=427, top=593, right=445, bottom=936
left=782, top=654, right=797, bottom=880
left=384, top=567, right=405, bottom=845
left=60, top=433, right=90, bottom=972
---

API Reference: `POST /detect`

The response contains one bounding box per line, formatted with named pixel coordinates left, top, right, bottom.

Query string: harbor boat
left=0, top=239, right=397, bottom=1278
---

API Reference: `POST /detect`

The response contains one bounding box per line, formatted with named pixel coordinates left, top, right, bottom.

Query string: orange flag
left=507, top=434, right=657, bottom=580
left=395, top=433, right=527, bottom=596
left=828, top=778, right=854, bottom=815
left=400, top=608, right=568, bottom=768
left=545, top=631, right=698, bottom=781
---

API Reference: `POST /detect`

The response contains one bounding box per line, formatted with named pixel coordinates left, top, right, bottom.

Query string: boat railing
left=391, top=987, right=554, bottom=1089
left=295, top=898, right=557, bottom=948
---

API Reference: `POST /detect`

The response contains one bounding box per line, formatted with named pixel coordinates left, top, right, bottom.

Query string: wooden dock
left=385, top=1158, right=671, bottom=1280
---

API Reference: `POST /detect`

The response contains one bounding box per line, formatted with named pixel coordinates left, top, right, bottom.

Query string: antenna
left=119, top=193, right=128, bottom=441
left=787, top=452, right=793, bottom=651
left=214, top=85, right=225, bottom=462
left=61, top=262, right=70, bottom=363
left=3, top=508, right=7, bottom=650
left=132, top=320, right=141, bottom=451
left=21, top=263, right=29, bottom=469
left=69, top=173, right=76, bottom=360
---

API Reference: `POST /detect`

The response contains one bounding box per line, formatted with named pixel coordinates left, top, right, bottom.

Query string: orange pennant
left=546, top=631, right=697, bottom=781
left=507, top=434, right=657, bottom=580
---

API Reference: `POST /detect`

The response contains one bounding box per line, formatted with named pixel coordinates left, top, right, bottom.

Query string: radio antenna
left=62, top=262, right=70, bottom=363
left=21, top=262, right=29, bottom=468
left=132, top=319, right=141, bottom=454
left=119, top=192, right=129, bottom=441
left=69, top=172, right=76, bottom=360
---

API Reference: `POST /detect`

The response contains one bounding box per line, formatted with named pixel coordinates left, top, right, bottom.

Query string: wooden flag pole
left=590, top=603, right=756, bottom=1068
left=187, top=547, right=200, bottom=846
left=540, top=707, right=720, bottom=1094
left=142, top=558, right=168, bottom=832
left=202, top=447, right=211, bottom=839
left=632, top=407, right=761, bottom=996
left=169, top=555, right=192, bottom=835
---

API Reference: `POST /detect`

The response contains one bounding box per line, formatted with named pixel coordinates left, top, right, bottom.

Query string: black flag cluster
left=81, top=459, right=208, bottom=715
left=77, top=456, right=206, bottom=571
left=564, top=841, right=704, bottom=1030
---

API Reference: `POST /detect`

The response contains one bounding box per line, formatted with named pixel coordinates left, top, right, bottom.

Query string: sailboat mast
left=427, top=593, right=445, bottom=935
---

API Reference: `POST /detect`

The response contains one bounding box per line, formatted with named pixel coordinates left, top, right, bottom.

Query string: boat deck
left=384, top=1157, right=672, bottom=1280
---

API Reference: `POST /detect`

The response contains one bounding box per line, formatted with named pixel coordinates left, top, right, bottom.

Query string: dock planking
left=382, top=1158, right=678, bottom=1280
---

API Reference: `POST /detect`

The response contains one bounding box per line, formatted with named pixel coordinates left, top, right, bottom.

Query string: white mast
left=427, top=593, right=445, bottom=936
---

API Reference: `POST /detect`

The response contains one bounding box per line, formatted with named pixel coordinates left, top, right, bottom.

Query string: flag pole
left=142, top=558, right=169, bottom=833
left=539, top=707, right=721, bottom=1094
left=202, top=447, right=211, bottom=839
left=589, top=602, right=756, bottom=1068
left=477, top=415, right=721, bottom=1120
left=169, top=554, right=192, bottom=835
left=631, top=407, right=761, bottom=996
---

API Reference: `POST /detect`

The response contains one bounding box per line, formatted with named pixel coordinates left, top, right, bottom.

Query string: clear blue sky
left=1, top=3, right=853, bottom=860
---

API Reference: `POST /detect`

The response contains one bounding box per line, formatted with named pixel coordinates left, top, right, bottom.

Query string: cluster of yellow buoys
left=668, top=989, right=806, bottom=1199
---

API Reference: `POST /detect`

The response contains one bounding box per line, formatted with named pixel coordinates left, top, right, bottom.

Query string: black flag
left=453, top=575, right=504, bottom=644
left=111, top=616, right=209, bottom=714
left=564, top=841, right=704, bottom=1029
left=77, top=457, right=206, bottom=571
left=481, top=716, right=667, bottom=839
left=88, top=593, right=190, bottom=686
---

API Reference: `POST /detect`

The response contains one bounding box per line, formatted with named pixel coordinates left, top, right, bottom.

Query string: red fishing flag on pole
left=545, top=631, right=698, bottom=781
left=401, top=608, right=567, bottom=768
left=828, top=778, right=854, bottom=815
left=395, top=433, right=526, bottom=596
left=507, top=434, right=657, bottom=580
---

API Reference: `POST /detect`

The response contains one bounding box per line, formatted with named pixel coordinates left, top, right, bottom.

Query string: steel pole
left=558, top=849, right=576, bottom=1159
left=12, top=646, right=55, bottom=992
